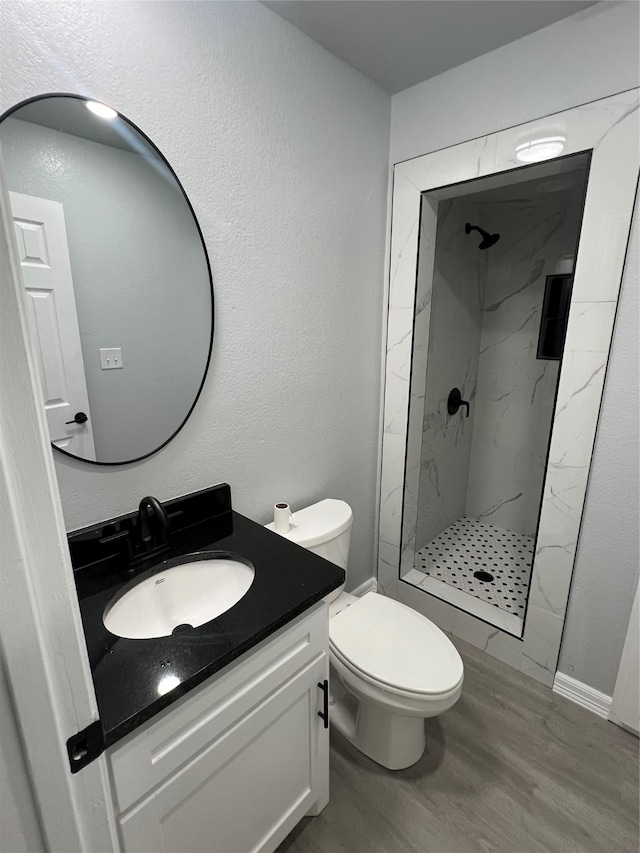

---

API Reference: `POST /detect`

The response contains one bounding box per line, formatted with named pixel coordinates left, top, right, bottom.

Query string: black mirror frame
left=0, top=92, right=214, bottom=466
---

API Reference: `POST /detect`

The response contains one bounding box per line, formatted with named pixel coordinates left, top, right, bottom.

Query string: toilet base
left=329, top=668, right=427, bottom=770
left=352, top=702, right=426, bottom=770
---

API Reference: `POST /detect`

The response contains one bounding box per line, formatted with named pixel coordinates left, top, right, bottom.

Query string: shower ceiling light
left=515, top=136, right=566, bottom=163
left=86, top=100, right=118, bottom=120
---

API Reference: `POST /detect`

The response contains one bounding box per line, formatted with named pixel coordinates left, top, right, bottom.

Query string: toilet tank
left=265, top=499, right=352, bottom=570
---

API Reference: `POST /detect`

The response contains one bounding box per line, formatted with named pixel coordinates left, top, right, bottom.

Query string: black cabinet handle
left=317, top=679, right=329, bottom=729
left=66, top=411, right=88, bottom=425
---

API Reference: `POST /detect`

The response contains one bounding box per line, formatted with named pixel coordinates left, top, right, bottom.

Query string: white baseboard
left=351, top=577, right=378, bottom=597
left=553, top=672, right=612, bottom=719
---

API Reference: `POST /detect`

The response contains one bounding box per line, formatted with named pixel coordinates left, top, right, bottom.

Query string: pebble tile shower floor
left=414, top=517, right=534, bottom=615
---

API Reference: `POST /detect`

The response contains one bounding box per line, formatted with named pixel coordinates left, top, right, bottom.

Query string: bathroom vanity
left=109, top=605, right=328, bottom=852
left=69, top=484, right=344, bottom=853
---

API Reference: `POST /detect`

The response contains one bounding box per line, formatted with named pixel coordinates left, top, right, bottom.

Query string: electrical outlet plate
left=100, top=347, right=123, bottom=370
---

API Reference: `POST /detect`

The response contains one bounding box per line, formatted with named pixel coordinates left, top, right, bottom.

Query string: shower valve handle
left=447, top=388, right=469, bottom=418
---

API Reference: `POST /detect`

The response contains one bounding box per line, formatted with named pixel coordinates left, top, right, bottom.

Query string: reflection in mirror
left=400, top=153, right=590, bottom=636
left=0, top=95, right=213, bottom=464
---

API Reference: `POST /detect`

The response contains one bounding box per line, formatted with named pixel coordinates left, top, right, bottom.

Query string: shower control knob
left=66, top=411, right=88, bottom=425
left=447, top=388, right=469, bottom=418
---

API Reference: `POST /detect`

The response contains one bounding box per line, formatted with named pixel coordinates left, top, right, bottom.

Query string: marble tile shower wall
left=465, top=194, right=584, bottom=535
left=413, top=190, right=583, bottom=556
left=398, top=195, right=439, bottom=578
left=414, top=200, right=486, bottom=551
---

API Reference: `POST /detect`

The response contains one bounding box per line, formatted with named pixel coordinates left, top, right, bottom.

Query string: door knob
left=66, top=411, right=88, bottom=425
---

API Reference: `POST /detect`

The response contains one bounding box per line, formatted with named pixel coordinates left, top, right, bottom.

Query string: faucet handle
left=139, top=496, right=169, bottom=526
left=138, top=496, right=170, bottom=545
left=447, top=388, right=470, bottom=418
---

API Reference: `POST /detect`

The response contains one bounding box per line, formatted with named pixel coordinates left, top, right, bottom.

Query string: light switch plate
left=100, top=347, right=123, bottom=369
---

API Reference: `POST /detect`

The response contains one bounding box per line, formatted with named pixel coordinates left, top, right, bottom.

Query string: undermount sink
left=103, top=552, right=255, bottom=640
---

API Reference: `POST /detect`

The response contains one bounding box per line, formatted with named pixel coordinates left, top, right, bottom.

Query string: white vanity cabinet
left=107, top=603, right=329, bottom=853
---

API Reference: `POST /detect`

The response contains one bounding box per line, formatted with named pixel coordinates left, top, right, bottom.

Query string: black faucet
left=138, top=496, right=170, bottom=548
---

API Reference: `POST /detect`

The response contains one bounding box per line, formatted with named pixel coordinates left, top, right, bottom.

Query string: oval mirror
left=0, top=94, right=213, bottom=465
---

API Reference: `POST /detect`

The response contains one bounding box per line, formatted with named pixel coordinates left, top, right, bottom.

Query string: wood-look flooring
left=278, top=636, right=639, bottom=852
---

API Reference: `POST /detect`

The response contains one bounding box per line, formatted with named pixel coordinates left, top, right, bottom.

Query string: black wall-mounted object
left=465, top=222, right=500, bottom=250
left=67, top=720, right=104, bottom=773
left=537, top=274, right=573, bottom=360
left=447, top=387, right=470, bottom=418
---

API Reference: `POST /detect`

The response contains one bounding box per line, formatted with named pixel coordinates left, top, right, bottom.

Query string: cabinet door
left=110, top=605, right=328, bottom=815
left=117, top=653, right=328, bottom=853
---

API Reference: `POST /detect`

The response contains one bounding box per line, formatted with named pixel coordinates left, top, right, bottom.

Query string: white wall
left=389, top=0, right=639, bottom=693
left=0, top=1, right=390, bottom=591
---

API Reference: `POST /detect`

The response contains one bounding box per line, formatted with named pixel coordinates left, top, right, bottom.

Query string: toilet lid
left=329, top=593, right=463, bottom=696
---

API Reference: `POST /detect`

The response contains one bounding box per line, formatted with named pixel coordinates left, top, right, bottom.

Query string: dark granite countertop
left=70, top=485, right=344, bottom=749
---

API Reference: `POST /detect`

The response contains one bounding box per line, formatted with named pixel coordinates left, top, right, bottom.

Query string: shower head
left=465, top=222, right=500, bottom=250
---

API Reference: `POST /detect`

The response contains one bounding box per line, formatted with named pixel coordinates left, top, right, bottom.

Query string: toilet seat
left=329, top=593, right=463, bottom=697
left=330, top=644, right=463, bottom=704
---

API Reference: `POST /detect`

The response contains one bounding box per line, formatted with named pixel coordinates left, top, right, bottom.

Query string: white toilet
left=266, top=498, right=463, bottom=770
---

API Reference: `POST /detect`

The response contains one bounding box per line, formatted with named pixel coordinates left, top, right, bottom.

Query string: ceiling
left=262, top=1, right=597, bottom=94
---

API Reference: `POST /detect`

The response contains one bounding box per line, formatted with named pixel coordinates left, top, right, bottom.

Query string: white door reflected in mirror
left=10, top=191, right=96, bottom=461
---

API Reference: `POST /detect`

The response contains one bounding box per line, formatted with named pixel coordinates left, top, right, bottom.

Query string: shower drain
left=473, top=570, right=494, bottom=582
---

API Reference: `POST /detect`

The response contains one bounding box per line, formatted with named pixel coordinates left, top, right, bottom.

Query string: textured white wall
left=0, top=1, right=390, bottom=591
left=389, top=0, right=640, bottom=693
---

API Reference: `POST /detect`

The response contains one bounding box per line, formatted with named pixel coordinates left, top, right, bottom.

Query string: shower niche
left=400, top=153, right=590, bottom=636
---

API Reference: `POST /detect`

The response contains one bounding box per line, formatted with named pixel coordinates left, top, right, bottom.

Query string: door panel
left=10, top=191, right=95, bottom=459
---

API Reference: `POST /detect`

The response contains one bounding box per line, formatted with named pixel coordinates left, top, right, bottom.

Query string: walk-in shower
left=400, top=153, right=591, bottom=636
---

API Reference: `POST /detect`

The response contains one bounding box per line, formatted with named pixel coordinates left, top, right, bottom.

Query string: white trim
left=0, top=145, right=118, bottom=851
left=553, top=672, right=612, bottom=719
left=351, top=577, right=378, bottom=597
